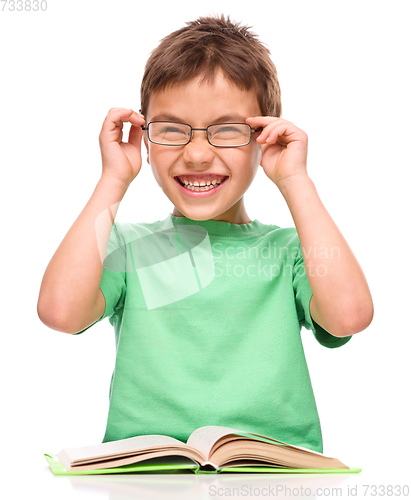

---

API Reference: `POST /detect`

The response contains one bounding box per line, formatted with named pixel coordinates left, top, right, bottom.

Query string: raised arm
left=247, top=116, right=374, bottom=337
left=277, top=174, right=373, bottom=337
left=37, top=108, right=145, bottom=334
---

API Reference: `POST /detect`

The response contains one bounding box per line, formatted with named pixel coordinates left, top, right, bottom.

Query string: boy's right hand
left=99, top=108, right=145, bottom=189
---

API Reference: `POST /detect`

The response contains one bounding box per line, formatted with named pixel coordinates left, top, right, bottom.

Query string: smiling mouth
left=175, top=176, right=229, bottom=192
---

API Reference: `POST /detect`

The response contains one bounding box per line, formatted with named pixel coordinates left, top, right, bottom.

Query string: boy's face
left=143, top=71, right=262, bottom=223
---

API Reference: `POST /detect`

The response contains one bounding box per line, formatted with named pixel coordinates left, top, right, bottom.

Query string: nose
left=182, top=130, right=215, bottom=166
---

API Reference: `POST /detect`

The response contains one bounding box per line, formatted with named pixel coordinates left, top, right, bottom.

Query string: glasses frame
left=142, top=121, right=263, bottom=148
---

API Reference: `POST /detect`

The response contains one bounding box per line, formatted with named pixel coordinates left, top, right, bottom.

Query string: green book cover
left=44, top=454, right=362, bottom=476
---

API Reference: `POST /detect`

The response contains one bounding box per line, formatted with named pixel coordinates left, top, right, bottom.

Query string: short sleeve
left=292, top=239, right=352, bottom=349
left=74, top=222, right=126, bottom=335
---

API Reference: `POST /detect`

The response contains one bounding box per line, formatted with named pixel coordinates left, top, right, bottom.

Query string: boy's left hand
left=246, top=117, right=308, bottom=188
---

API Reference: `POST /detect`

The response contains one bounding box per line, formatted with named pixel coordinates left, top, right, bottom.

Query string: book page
left=62, top=435, right=188, bottom=463
left=186, top=426, right=245, bottom=460
left=62, top=450, right=202, bottom=472
left=234, top=432, right=327, bottom=456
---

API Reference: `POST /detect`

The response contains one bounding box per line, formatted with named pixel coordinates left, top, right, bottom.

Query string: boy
left=37, top=16, right=373, bottom=454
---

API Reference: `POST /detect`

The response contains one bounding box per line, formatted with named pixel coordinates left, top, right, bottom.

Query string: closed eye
left=159, top=126, right=185, bottom=134
left=214, top=125, right=242, bottom=133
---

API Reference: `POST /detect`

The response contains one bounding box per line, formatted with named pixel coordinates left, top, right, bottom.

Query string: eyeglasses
left=142, top=121, right=263, bottom=147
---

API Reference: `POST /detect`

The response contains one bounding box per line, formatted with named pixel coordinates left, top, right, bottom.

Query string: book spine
left=196, top=461, right=219, bottom=474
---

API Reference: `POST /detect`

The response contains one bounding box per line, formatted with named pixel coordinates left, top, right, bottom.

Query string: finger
left=128, top=111, right=145, bottom=129
left=246, top=116, right=282, bottom=127
left=256, top=122, right=280, bottom=144
left=100, top=109, right=144, bottom=144
left=247, top=116, right=298, bottom=134
left=100, top=108, right=129, bottom=143
left=261, top=121, right=302, bottom=146
left=127, top=112, right=145, bottom=147
left=107, top=109, right=139, bottom=131
left=246, top=116, right=281, bottom=143
left=101, top=108, right=143, bottom=132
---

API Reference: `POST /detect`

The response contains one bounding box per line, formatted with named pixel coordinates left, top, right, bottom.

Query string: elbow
left=332, top=300, right=374, bottom=337
left=37, top=298, right=78, bottom=334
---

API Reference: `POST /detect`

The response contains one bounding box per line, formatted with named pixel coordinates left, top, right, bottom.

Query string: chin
left=173, top=207, right=222, bottom=222
left=178, top=212, right=213, bottom=222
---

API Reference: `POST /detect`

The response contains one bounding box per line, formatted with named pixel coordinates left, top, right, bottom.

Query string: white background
left=1, top=1, right=410, bottom=498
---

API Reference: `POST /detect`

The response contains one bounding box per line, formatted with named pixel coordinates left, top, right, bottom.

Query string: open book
left=45, top=426, right=361, bottom=475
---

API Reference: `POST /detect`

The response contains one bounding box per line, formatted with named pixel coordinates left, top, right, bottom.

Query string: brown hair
left=140, top=15, right=282, bottom=118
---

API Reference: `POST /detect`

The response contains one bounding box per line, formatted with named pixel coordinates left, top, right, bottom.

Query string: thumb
left=128, top=124, right=144, bottom=149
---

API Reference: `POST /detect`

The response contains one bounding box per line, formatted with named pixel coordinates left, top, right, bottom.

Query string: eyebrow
left=150, top=113, right=248, bottom=124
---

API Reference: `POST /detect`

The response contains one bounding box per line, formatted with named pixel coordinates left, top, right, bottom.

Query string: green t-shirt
left=79, top=214, right=351, bottom=453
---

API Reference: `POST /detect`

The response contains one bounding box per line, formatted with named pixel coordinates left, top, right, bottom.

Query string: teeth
left=177, top=177, right=227, bottom=192
left=187, top=184, right=216, bottom=191
left=181, top=179, right=222, bottom=187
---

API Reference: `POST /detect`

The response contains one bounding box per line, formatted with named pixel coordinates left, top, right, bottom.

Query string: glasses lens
left=149, top=122, right=191, bottom=145
left=207, top=123, right=251, bottom=147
